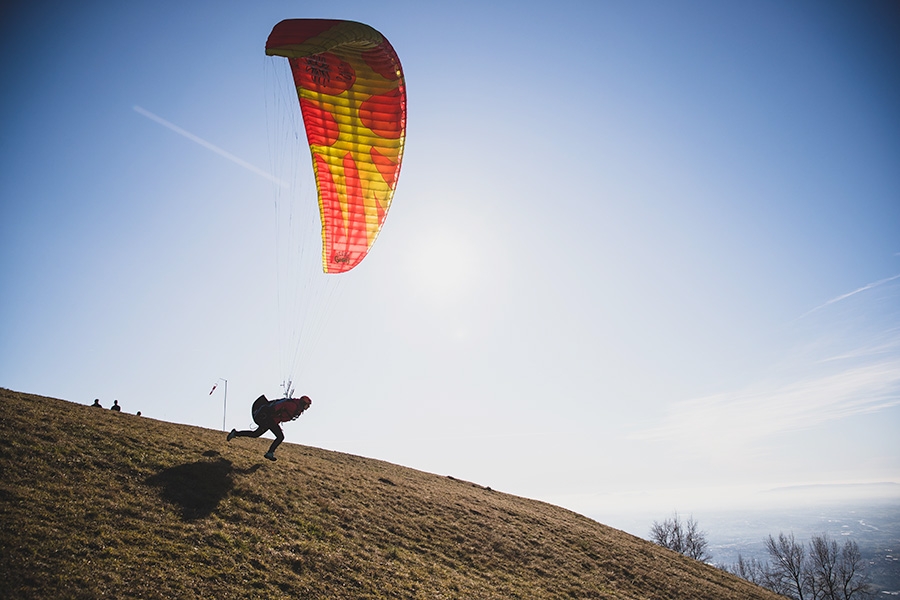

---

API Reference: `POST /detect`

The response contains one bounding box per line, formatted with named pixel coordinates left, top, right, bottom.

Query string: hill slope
left=0, top=389, right=781, bottom=599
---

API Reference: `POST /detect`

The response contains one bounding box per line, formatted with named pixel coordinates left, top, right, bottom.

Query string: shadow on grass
left=147, top=456, right=262, bottom=520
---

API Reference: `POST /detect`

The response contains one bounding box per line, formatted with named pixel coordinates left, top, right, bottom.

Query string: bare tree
left=726, top=532, right=872, bottom=600
left=650, top=512, right=711, bottom=562
left=765, top=532, right=806, bottom=600
left=837, top=538, right=871, bottom=600
left=726, top=553, right=768, bottom=586
left=806, top=534, right=872, bottom=600
left=684, top=514, right=712, bottom=562
left=650, top=511, right=684, bottom=554
left=807, top=534, right=839, bottom=600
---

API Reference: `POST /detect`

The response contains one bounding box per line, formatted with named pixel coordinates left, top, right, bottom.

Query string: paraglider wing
left=266, top=19, right=406, bottom=273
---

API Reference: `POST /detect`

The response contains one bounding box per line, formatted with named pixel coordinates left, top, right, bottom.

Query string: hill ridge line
left=0, top=388, right=782, bottom=599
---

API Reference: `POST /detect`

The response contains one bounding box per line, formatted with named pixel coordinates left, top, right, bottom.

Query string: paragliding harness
left=251, top=394, right=311, bottom=426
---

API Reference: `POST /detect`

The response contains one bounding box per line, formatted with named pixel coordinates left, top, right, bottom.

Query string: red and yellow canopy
left=266, top=19, right=406, bottom=273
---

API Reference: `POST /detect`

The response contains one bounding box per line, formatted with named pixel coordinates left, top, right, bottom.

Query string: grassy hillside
left=0, top=388, right=782, bottom=599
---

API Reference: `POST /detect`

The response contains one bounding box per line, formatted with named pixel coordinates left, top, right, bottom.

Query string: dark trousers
left=234, top=421, right=284, bottom=454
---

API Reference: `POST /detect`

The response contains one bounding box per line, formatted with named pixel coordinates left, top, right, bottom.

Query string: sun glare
left=407, top=229, right=477, bottom=306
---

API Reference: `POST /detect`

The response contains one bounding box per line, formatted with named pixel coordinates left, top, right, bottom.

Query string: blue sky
left=2, top=1, right=898, bottom=523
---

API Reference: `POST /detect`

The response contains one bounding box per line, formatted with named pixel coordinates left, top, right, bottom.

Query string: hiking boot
left=264, top=451, right=277, bottom=461
left=227, top=429, right=237, bottom=442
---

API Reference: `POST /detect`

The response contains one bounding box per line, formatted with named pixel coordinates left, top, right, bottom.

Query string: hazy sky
left=2, top=1, right=898, bottom=522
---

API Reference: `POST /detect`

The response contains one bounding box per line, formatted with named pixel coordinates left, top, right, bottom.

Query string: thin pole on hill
left=221, top=379, right=227, bottom=431
left=210, top=378, right=228, bottom=431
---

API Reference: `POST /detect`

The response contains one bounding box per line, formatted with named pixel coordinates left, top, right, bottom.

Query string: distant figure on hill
left=91, top=399, right=102, bottom=408
left=227, top=394, right=311, bottom=461
left=110, top=400, right=121, bottom=412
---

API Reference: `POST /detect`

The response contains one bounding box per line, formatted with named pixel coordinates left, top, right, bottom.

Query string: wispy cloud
left=631, top=357, right=900, bottom=451
left=133, top=105, right=287, bottom=187
left=799, top=273, right=900, bottom=320
left=818, top=338, right=900, bottom=363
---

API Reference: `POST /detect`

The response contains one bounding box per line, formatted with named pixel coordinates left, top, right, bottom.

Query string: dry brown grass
left=0, top=388, right=783, bottom=599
